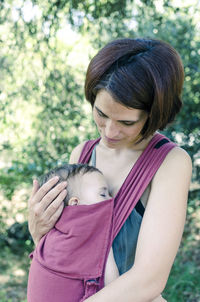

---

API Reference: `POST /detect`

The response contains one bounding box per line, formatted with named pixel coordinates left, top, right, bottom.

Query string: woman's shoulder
left=153, top=146, right=192, bottom=184
left=163, top=146, right=192, bottom=167
left=69, top=141, right=87, bottom=164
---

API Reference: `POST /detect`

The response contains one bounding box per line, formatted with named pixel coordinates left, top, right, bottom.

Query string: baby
left=40, top=163, right=119, bottom=285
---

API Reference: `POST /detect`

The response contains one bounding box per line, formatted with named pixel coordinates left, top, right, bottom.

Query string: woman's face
left=93, top=90, right=149, bottom=149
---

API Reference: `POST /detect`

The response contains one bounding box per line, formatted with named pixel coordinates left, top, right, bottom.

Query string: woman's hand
left=28, top=177, right=67, bottom=245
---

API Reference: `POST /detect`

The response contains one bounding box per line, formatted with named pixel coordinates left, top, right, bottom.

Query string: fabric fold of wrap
left=34, top=198, right=114, bottom=278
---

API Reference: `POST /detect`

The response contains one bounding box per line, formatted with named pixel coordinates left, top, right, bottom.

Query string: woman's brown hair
left=85, top=38, right=184, bottom=139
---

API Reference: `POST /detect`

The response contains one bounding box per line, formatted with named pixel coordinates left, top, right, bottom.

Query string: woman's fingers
left=32, top=192, right=66, bottom=240
left=48, top=199, right=65, bottom=227
left=41, top=189, right=67, bottom=218
left=29, top=179, right=40, bottom=205
left=38, top=182, right=67, bottom=213
left=31, top=176, right=60, bottom=205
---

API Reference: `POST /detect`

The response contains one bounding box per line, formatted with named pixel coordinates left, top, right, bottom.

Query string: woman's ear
left=68, top=197, right=79, bottom=206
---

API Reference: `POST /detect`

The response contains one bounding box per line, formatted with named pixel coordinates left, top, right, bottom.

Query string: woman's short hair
left=85, top=38, right=184, bottom=139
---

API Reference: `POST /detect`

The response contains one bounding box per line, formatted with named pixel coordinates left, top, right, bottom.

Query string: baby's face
left=79, top=171, right=111, bottom=205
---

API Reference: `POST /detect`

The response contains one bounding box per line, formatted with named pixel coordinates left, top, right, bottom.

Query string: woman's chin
left=101, top=137, right=122, bottom=149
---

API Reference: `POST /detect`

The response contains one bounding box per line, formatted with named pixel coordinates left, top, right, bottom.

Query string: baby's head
left=39, top=164, right=111, bottom=206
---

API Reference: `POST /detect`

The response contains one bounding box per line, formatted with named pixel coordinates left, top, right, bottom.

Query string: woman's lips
left=104, top=136, right=121, bottom=143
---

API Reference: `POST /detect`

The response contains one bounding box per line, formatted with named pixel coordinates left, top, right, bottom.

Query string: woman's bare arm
left=84, top=147, right=192, bottom=302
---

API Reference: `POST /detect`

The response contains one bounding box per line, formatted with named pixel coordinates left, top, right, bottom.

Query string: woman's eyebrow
left=95, top=105, right=140, bottom=123
left=95, top=106, right=108, bottom=117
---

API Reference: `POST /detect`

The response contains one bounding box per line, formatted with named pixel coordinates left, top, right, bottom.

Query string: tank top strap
left=90, top=144, right=98, bottom=167
left=78, top=138, right=101, bottom=164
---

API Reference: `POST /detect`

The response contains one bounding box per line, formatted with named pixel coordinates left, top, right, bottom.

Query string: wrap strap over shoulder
left=78, top=133, right=176, bottom=240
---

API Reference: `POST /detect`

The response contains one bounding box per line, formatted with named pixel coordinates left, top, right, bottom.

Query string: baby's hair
left=39, top=163, right=102, bottom=206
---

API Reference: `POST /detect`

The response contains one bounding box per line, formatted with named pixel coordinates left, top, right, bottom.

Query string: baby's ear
left=68, top=197, right=79, bottom=206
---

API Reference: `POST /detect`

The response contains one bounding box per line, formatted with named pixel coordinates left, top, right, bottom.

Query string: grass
left=0, top=247, right=29, bottom=302
left=163, top=195, right=200, bottom=302
left=163, top=242, right=200, bottom=301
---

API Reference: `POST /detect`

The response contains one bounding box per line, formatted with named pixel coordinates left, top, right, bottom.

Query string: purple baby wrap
left=27, top=133, right=176, bottom=302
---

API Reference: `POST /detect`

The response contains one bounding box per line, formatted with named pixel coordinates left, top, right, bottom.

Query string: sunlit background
left=0, top=0, right=199, bottom=301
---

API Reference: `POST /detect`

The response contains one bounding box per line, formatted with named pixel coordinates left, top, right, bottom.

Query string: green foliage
left=0, top=246, right=29, bottom=302
left=164, top=196, right=200, bottom=301
left=0, top=1, right=199, bottom=300
left=4, top=221, right=33, bottom=253
left=0, top=0, right=199, bottom=193
left=164, top=253, right=200, bottom=301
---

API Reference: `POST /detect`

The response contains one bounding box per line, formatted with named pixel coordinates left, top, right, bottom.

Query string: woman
left=28, top=38, right=192, bottom=301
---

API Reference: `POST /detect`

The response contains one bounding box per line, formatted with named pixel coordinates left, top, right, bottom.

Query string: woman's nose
left=104, top=120, right=119, bottom=138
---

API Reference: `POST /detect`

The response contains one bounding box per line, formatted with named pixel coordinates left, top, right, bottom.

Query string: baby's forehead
left=69, top=170, right=103, bottom=183
left=81, top=171, right=107, bottom=186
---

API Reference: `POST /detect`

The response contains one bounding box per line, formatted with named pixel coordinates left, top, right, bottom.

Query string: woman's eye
left=100, top=193, right=106, bottom=197
left=121, top=121, right=135, bottom=126
left=96, top=109, right=107, bottom=118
